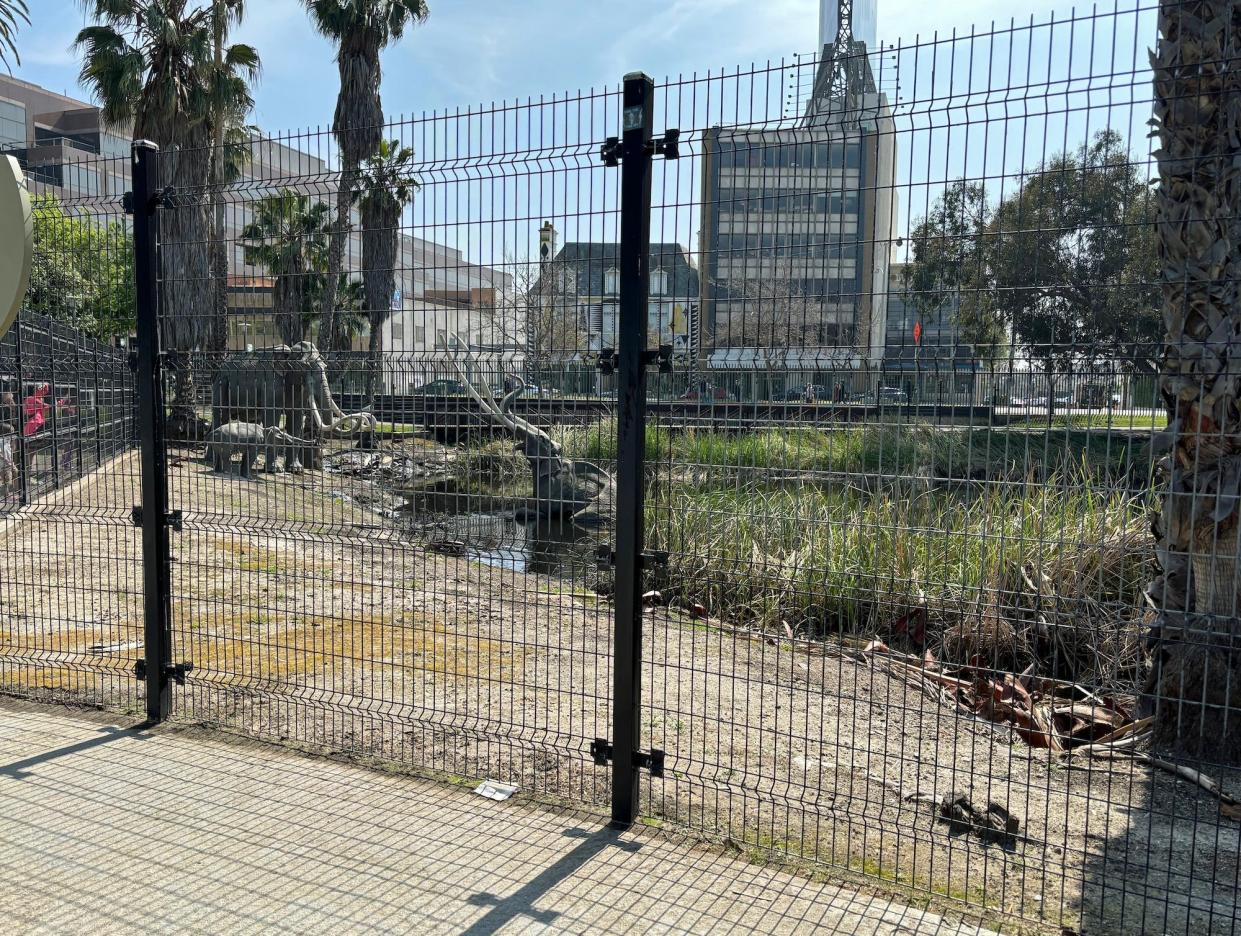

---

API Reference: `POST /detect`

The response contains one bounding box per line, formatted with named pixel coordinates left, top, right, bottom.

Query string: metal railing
left=2, top=5, right=1239, bottom=934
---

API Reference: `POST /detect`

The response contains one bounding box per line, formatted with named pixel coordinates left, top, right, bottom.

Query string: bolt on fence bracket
left=649, top=129, right=680, bottom=160
left=133, top=659, right=194, bottom=686
left=596, top=349, right=619, bottom=374
left=599, top=137, right=622, bottom=166
left=642, top=345, right=674, bottom=374
left=130, top=507, right=182, bottom=532
left=591, top=738, right=664, bottom=778
left=122, top=185, right=175, bottom=216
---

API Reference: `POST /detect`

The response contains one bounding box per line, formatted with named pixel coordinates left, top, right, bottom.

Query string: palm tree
left=0, top=0, right=29, bottom=71
left=307, top=276, right=367, bottom=348
left=207, top=1, right=260, bottom=354
left=76, top=1, right=258, bottom=419
left=356, top=138, right=417, bottom=396
left=240, top=190, right=331, bottom=345
left=1147, top=0, right=1241, bottom=762
left=302, top=0, right=429, bottom=351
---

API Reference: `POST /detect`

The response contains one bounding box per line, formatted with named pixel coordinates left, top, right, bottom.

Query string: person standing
left=0, top=390, right=17, bottom=501
left=22, top=383, right=49, bottom=483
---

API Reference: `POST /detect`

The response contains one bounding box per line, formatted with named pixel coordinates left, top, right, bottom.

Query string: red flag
left=913, top=321, right=923, bottom=345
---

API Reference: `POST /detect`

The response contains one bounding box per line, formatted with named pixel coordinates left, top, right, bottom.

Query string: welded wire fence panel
left=636, top=7, right=1237, bottom=935
left=0, top=152, right=142, bottom=709
left=156, top=96, right=623, bottom=804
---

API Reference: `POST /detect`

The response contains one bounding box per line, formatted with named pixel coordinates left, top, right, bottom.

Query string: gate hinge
left=642, top=344, right=674, bottom=374
left=131, top=507, right=183, bottom=531
left=122, top=186, right=175, bottom=216
left=590, top=738, right=665, bottom=778
left=596, top=349, right=618, bottom=375
left=595, top=547, right=666, bottom=571
left=134, top=659, right=195, bottom=685
left=641, top=550, right=668, bottom=569
left=599, top=137, right=622, bottom=166
left=648, top=129, right=680, bottom=160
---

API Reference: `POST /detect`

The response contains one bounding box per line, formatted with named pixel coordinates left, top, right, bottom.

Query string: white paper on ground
left=473, top=779, right=517, bottom=801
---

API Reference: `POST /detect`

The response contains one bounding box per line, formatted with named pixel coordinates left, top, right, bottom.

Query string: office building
left=699, top=43, right=896, bottom=395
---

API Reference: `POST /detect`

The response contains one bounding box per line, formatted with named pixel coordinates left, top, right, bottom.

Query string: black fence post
left=131, top=140, right=174, bottom=723
left=14, top=322, right=27, bottom=506
left=610, top=72, right=654, bottom=827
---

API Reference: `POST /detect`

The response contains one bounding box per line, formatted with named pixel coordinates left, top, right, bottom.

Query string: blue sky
left=16, top=0, right=1087, bottom=131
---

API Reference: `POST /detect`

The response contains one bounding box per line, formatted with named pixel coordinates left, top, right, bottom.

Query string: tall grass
left=556, top=419, right=1146, bottom=484
left=644, top=479, right=1152, bottom=682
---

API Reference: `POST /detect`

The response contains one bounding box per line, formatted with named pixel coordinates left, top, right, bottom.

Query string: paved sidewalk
left=0, top=702, right=997, bottom=935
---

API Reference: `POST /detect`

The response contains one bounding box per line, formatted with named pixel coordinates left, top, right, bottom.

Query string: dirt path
left=1, top=452, right=1237, bottom=935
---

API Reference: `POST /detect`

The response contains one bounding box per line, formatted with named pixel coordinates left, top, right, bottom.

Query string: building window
left=604, top=267, right=619, bottom=295
left=414, top=325, right=426, bottom=345
left=434, top=329, right=447, bottom=350
left=651, top=268, right=668, bottom=296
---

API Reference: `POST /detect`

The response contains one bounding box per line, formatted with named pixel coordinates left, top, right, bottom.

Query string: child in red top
left=22, top=384, right=49, bottom=437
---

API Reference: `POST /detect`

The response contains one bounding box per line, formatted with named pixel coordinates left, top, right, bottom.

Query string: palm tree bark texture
left=1147, top=0, right=1241, bottom=762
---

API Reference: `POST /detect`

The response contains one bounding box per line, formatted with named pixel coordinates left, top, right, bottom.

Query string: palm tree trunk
left=207, top=0, right=229, bottom=357
left=319, top=166, right=355, bottom=351
left=361, top=204, right=397, bottom=399
left=1146, top=0, right=1241, bottom=762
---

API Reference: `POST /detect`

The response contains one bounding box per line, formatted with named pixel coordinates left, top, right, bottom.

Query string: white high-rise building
left=819, top=0, right=877, bottom=50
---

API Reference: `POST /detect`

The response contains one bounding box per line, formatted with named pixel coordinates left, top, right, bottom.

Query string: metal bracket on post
left=133, top=659, right=194, bottom=686
left=591, top=738, right=664, bottom=778
left=649, top=129, right=680, bottom=160
left=642, top=345, right=674, bottom=375
left=599, top=137, right=622, bottom=166
left=596, top=349, right=619, bottom=375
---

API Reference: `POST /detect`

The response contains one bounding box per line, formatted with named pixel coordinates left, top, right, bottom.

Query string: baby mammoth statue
left=205, top=421, right=309, bottom=478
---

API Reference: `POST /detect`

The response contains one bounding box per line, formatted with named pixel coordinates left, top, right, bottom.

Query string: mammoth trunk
left=1146, top=0, right=1241, bottom=763
left=452, top=363, right=615, bottom=526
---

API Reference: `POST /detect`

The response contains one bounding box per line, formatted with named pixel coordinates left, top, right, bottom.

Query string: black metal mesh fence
left=0, top=155, right=141, bottom=709
left=2, top=3, right=1240, bottom=934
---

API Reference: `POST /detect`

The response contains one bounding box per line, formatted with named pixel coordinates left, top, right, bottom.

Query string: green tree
left=207, top=2, right=261, bottom=355
left=906, top=131, right=1159, bottom=408
left=988, top=129, right=1159, bottom=376
left=303, top=0, right=429, bottom=352
left=356, top=138, right=417, bottom=395
left=75, top=1, right=259, bottom=413
left=0, top=0, right=28, bottom=71
left=26, top=195, right=135, bottom=340
left=239, top=190, right=331, bottom=345
left=905, top=180, right=1006, bottom=357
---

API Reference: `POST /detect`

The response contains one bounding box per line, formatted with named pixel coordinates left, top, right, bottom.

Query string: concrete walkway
left=0, top=702, right=997, bottom=935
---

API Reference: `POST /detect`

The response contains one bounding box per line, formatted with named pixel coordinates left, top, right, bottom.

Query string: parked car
left=784, top=384, right=827, bottom=402
left=877, top=387, right=908, bottom=404
left=680, top=381, right=733, bottom=402
left=409, top=379, right=467, bottom=396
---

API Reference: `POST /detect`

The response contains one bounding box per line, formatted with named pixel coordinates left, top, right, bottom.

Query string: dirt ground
left=1, top=449, right=1237, bottom=936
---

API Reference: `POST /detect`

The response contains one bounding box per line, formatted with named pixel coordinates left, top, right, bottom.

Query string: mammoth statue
left=205, top=422, right=310, bottom=478
left=452, top=344, right=614, bottom=527
left=211, top=341, right=376, bottom=471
